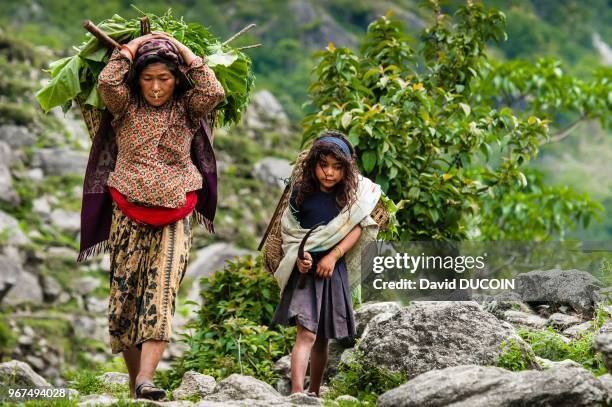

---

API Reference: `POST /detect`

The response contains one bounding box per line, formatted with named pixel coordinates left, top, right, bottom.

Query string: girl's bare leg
left=307, top=335, right=329, bottom=396
left=290, top=323, right=317, bottom=394
left=122, top=345, right=141, bottom=398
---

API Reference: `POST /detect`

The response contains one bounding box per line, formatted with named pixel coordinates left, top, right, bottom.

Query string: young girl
left=271, top=130, right=381, bottom=396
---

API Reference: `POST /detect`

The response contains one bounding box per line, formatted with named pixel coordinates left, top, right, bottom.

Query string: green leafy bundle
left=35, top=9, right=255, bottom=128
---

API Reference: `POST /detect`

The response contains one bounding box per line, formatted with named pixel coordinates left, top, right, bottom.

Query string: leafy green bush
left=518, top=327, right=607, bottom=375
left=325, top=349, right=408, bottom=405
left=301, top=3, right=607, bottom=241
left=162, top=255, right=295, bottom=389
left=496, top=338, right=537, bottom=371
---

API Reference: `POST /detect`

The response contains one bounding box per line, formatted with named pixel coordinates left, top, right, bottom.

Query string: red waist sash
left=109, top=186, right=198, bottom=227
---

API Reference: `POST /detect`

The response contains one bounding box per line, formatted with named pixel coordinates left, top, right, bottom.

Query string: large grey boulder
left=241, top=90, right=291, bottom=142
left=502, top=310, right=548, bottom=330
left=204, top=374, right=284, bottom=404
left=40, top=274, right=62, bottom=302
left=73, top=276, right=101, bottom=296
left=0, top=140, right=20, bottom=166
left=31, top=147, right=88, bottom=176
left=600, top=374, right=612, bottom=405
left=474, top=291, right=533, bottom=319
left=0, top=160, right=19, bottom=207
left=377, top=364, right=607, bottom=407
left=49, top=208, right=81, bottom=233
left=247, top=90, right=288, bottom=125
left=535, top=356, right=582, bottom=370
left=173, top=371, right=216, bottom=400
left=0, top=209, right=30, bottom=245
left=78, top=395, right=118, bottom=406
left=253, top=158, right=292, bottom=189
left=358, top=301, right=535, bottom=377
left=548, top=312, right=583, bottom=329
left=354, top=301, right=402, bottom=338
left=3, top=270, right=44, bottom=306
left=96, top=372, right=129, bottom=387
left=515, top=269, right=602, bottom=314
left=564, top=321, right=594, bottom=339
left=0, top=250, right=24, bottom=302
left=0, top=124, right=37, bottom=148
left=72, top=315, right=108, bottom=345
left=0, top=360, right=50, bottom=388
left=595, top=333, right=612, bottom=372
left=272, top=355, right=292, bottom=395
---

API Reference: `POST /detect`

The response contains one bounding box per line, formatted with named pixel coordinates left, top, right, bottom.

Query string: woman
left=94, top=32, right=224, bottom=400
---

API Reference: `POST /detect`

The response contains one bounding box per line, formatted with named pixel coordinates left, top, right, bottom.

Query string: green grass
left=324, top=348, right=408, bottom=405
left=518, top=326, right=608, bottom=376
left=63, top=370, right=129, bottom=398
left=496, top=338, right=538, bottom=372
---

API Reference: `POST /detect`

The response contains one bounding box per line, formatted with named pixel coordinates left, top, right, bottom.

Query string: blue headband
left=317, top=136, right=352, bottom=158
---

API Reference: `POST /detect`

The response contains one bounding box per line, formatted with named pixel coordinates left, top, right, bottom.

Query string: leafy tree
left=301, top=0, right=608, bottom=241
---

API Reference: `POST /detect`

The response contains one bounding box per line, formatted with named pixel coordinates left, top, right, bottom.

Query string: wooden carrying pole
left=83, top=16, right=151, bottom=50
left=83, top=20, right=120, bottom=49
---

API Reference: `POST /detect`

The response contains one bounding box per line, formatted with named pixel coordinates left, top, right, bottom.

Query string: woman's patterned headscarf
left=131, top=38, right=192, bottom=92
left=135, top=38, right=184, bottom=66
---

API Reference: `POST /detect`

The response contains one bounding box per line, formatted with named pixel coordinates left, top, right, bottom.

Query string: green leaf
left=428, top=209, right=440, bottom=223
left=459, top=103, right=471, bottom=117
left=84, top=86, right=103, bottom=108
left=207, top=49, right=239, bottom=67
left=341, top=112, right=352, bottom=129
left=36, top=56, right=84, bottom=113
left=408, top=186, right=420, bottom=199
left=362, top=151, right=377, bottom=173
left=348, top=127, right=360, bottom=146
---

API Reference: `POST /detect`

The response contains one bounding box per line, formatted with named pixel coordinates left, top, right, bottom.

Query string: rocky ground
left=1, top=267, right=611, bottom=406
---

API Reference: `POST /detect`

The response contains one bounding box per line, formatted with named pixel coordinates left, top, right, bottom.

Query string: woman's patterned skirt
left=107, top=202, right=193, bottom=354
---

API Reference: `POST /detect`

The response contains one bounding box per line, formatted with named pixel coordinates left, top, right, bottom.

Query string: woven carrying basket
left=77, top=100, right=104, bottom=141
left=259, top=150, right=389, bottom=275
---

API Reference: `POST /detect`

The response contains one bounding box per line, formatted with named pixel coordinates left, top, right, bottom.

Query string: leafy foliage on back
left=35, top=9, right=254, bottom=128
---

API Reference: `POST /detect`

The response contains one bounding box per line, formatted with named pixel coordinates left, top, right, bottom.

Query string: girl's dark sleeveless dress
left=271, top=187, right=356, bottom=339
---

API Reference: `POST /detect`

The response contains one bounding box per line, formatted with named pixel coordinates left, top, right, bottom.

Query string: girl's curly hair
left=294, top=130, right=359, bottom=211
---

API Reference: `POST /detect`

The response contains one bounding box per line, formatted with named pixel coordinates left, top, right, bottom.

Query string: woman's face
left=139, top=62, right=177, bottom=106
left=315, top=154, right=345, bottom=192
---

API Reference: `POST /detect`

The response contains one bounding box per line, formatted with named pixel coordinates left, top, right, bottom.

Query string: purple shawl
left=77, top=110, right=217, bottom=262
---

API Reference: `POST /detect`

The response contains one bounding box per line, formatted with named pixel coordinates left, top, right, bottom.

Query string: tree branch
left=547, top=116, right=586, bottom=143
left=223, top=23, right=256, bottom=46
left=237, top=44, right=262, bottom=50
